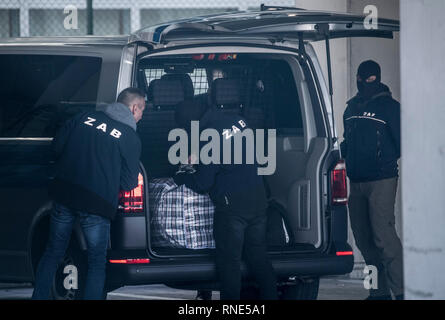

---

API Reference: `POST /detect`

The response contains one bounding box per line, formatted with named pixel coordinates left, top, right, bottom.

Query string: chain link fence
left=0, top=0, right=296, bottom=38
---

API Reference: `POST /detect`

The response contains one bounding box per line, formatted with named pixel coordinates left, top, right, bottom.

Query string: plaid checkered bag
left=149, top=177, right=215, bottom=249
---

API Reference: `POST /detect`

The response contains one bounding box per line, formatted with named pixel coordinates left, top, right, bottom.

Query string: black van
left=0, top=6, right=399, bottom=299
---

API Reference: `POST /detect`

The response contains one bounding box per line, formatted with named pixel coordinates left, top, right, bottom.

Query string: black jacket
left=173, top=108, right=268, bottom=215
left=341, top=84, right=400, bottom=183
left=49, top=102, right=141, bottom=220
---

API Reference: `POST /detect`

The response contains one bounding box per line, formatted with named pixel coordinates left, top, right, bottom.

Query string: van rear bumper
left=106, top=253, right=354, bottom=288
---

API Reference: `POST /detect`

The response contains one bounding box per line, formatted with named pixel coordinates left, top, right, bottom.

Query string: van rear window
left=138, top=55, right=304, bottom=135
left=144, top=67, right=209, bottom=96
left=0, top=54, right=102, bottom=138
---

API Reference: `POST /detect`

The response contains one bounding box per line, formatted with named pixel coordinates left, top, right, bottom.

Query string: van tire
left=279, top=277, right=319, bottom=300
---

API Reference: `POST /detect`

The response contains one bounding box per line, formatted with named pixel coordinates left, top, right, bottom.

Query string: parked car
left=0, top=6, right=399, bottom=299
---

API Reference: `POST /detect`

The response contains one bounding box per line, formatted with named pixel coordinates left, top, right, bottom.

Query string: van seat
left=210, top=78, right=243, bottom=117
left=139, top=75, right=193, bottom=178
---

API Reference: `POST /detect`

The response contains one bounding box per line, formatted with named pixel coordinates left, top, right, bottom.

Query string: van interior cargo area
left=135, top=52, right=327, bottom=257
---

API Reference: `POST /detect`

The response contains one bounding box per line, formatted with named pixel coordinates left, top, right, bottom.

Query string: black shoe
left=365, top=295, right=392, bottom=300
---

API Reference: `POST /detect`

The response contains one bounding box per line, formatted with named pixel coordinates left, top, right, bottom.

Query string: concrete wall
left=295, top=0, right=400, bottom=278
left=401, top=0, right=445, bottom=300
left=348, top=1, right=400, bottom=101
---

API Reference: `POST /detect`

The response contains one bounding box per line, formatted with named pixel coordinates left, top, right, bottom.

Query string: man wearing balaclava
left=340, top=60, right=403, bottom=300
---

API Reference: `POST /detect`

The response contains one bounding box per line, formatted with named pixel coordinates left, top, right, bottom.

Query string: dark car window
left=267, top=60, right=304, bottom=136
left=0, top=54, right=102, bottom=138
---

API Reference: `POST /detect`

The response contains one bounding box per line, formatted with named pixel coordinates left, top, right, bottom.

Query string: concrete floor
left=0, top=276, right=369, bottom=300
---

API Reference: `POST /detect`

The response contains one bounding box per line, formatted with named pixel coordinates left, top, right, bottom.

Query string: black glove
left=340, top=140, right=347, bottom=158
left=173, top=172, right=187, bottom=186
left=177, top=163, right=196, bottom=174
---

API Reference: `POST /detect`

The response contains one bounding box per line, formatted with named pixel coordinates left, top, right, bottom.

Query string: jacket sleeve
left=52, top=112, right=85, bottom=159
left=387, top=100, right=401, bottom=158
left=173, top=163, right=220, bottom=194
left=119, top=132, right=142, bottom=191
left=340, top=140, right=347, bottom=158
left=340, top=109, right=348, bottom=158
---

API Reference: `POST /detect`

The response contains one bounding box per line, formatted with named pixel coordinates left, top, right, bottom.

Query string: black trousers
left=213, top=208, right=278, bottom=300
left=348, top=177, right=403, bottom=297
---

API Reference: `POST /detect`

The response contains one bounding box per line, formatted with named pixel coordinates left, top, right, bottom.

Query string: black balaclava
left=357, top=60, right=382, bottom=100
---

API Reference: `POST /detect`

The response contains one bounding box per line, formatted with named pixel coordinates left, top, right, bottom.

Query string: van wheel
left=50, top=246, right=86, bottom=300
left=279, top=277, right=319, bottom=300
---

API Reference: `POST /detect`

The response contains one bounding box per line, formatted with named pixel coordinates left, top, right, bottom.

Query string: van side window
left=269, top=61, right=304, bottom=136
left=0, top=54, right=102, bottom=138
left=245, top=61, right=304, bottom=135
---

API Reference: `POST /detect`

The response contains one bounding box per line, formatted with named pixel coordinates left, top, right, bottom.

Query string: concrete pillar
left=19, top=4, right=29, bottom=37
left=130, top=7, right=141, bottom=32
left=401, top=0, right=445, bottom=300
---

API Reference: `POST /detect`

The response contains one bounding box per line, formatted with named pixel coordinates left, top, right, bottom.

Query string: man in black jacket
left=173, top=98, right=277, bottom=300
left=341, top=60, right=403, bottom=300
left=32, top=87, right=145, bottom=300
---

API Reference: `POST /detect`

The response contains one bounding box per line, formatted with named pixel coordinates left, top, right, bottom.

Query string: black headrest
left=211, top=78, right=243, bottom=107
left=161, top=73, right=194, bottom=100
left=148, top=79, right=185, bottom=107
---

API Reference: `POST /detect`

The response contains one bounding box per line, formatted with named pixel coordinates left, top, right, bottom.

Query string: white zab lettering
left=110, top=128, right=122, bottom=139
left=84, top=117, right=95, bottom=126
left=96, top=123, right=107, bottom=132
left=222, top=129, right=232, bottom=140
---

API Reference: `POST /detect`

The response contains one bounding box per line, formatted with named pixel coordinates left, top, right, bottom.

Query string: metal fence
left=0, top=0, right=296, bottom=38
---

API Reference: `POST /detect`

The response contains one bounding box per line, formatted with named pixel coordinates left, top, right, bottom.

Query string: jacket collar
left=347, top=83, right=392, bottom=105
left=98, top=102, right=137, bottom=131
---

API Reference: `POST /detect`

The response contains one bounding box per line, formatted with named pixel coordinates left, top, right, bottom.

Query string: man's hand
left=188, top=154, right=198, bottom=165
left=173, top=172, right=187, bottom=186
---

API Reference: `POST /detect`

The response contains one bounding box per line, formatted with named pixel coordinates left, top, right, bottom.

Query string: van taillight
left=331, top=160, right=348, bottom=205
left=118, top=173, right=144, bottom=213
left=109, top=258, right=150, bottom=264
left=336, top=251, right=353, bottom=256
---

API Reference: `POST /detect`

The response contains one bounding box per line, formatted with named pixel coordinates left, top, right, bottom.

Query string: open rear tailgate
left=129, top=8, right=399, bottom=44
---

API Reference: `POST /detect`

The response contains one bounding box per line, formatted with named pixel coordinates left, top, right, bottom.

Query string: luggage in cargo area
left=149, top=177, right=215, bottom=249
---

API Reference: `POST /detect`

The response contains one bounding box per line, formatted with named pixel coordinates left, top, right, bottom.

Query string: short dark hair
left=117, top=87, right=146, bottom=107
